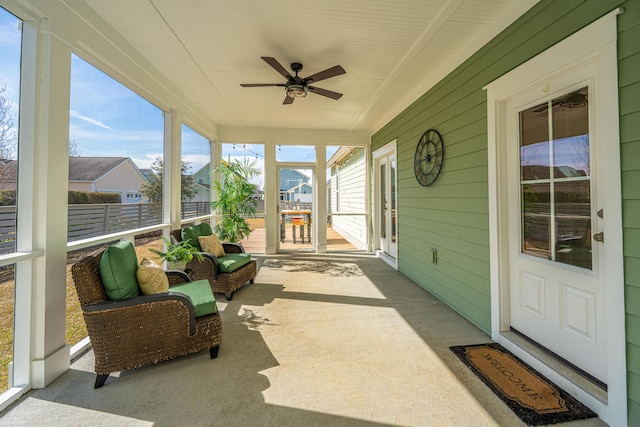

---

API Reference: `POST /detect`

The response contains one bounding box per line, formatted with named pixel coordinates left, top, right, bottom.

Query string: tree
left=139, top=156, right=197, bottom=202
left=211, top=158, right=260, bottom=242
left=0, top=84, right=17, bottom=161
left=69, top=139, right=80, bottom=157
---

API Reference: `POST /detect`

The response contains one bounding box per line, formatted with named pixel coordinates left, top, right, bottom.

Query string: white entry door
left=506, top=67, right=608, bottom=383
left=374, top=147, right=398, bottom=263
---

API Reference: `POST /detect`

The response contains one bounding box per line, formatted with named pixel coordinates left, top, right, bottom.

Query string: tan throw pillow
left=136, top=258, right=169, bottom=295
left=199, top=234, right=225, bottom=257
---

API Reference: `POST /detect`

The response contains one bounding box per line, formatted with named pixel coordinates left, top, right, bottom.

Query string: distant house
left=188, top=163, right=212, bottom=202
left=279, top=169, right=310, bottom=202
left=279, top=169, right=309, bottom=191
left=139, top=168, right=152, bottom=180
left=284, top=182, right=312, bottom=204
left=188, top=162, right=263, bottom=205
left=66, top=157, right=148, bottom=203
left=0, top=156, right=148, bottom=203
left=68, top=157, right=148, bottom=203
left=0, top=161, right=17, bottom=191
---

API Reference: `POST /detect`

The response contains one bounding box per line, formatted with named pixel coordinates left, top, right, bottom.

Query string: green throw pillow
left=193, top=222, right=212, bottom=237
left=181, top=223, right=213, bottom=251
left=170, top=279, right=217, bottom=317
left=181, top=226, right=200, bottom=249
left=99, top=240, right=140, bottom=300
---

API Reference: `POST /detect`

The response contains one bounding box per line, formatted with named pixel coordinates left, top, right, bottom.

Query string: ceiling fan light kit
left=241, top=56, right=345, bottom=104
left=286, top=84, right=307, bottom=98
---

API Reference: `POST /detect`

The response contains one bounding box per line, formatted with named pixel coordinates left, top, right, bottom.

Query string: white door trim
left=373, top=140, right=398, bottom=269
left=485, top=9, right=626, bottom=427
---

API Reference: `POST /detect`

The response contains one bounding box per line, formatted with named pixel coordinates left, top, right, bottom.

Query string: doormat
left=450, top=343, right=597, bottom=426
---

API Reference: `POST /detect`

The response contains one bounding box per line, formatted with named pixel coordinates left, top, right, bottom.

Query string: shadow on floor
left=0, top=253, right=604, bottom=426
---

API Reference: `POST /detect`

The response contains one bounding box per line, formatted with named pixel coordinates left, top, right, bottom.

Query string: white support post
left=264, top=144, right=277, bottom=254
left=31, top=22, right=71, bottom=388
left=10, top=16, right=38, bottom=392
left=315, top=145, right=327, bottom=253
left=210, top=140, right=221, bottom=228
left=365, top=145, right=373, bottom=252
left=163, top=110, right=182, bottom=241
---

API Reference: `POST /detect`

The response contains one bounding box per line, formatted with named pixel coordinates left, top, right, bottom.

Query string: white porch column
left=209, top=140, right=221, bottom=228
left=315, top=145, right=327, bottom=253
left=264, top=144, right=277, bottom=254
left=31, top=22, right=71, bottom=388
left=163, top=110, right=182, bottom=236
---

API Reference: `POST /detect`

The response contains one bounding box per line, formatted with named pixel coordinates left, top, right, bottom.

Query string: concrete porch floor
left=0, top=253, right=606, bottom=426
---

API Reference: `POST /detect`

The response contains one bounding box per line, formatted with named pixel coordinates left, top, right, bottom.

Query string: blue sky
left=0, top=7, right=337, bottom=189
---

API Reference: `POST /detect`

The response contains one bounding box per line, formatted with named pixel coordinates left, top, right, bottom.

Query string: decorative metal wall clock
left=414, top=129, right=444, bottom=186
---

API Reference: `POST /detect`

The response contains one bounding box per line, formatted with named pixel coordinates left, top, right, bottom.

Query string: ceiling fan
left=241, top=57, right=346, bottom=104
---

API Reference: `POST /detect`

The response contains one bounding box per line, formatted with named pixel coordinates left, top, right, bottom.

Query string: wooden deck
left=239, top=226, right=357, bottom=253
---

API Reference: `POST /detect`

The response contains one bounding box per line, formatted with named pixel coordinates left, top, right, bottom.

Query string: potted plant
left=211, top=158, right=260, bottom=243
left=149, top=237, right=203, bottom=270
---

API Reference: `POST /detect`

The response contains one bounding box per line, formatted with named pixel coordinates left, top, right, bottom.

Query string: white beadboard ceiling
left=77, top=0, right=538, bottom=135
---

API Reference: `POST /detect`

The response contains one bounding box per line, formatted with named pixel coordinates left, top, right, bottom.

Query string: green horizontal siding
left=621, top=2, right=640, bottom=421
left=372, top=0, right=639, bottom=422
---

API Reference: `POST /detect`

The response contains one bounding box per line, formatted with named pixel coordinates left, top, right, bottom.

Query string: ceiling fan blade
left=532, top=100, right=561, bottom=113
left=303, top=65, right=346, bottom=84
left=308, top=86, right=343, bottom=100
left=283, top=95, right=294, bottom=105
left=262, top=57, right=293, bottom=80
left=240, top=83, right=285, bottom=87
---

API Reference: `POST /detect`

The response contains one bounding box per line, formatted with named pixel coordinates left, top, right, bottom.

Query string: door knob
left=593, top=232, right=604, bottom=243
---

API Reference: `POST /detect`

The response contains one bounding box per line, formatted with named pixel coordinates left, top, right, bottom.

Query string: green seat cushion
left=218, top=253, right=252, bottom=273
left=99, top=240, right=140, bottom=300
left=170, top=279, right=217, bottom=317
left=181, top=223, right=213, bottom=251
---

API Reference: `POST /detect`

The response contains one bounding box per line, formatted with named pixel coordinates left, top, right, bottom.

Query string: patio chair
left=291, top=216, right=306, bottom=243
left=171, top=224, right=257, bottom=300
left=71, top=241, right=222, bottom=388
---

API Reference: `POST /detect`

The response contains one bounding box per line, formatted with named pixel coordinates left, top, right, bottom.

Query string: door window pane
left=520, top=103, right=550, bottom=180
left=522, top=183, right=550, bottom=259
left=555, top=181, right=591, bottom=269
left=519, top=87, right=591, bottom=269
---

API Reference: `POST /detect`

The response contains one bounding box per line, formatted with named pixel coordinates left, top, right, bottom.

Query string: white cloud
left=69, top=110, right=111, bottom=129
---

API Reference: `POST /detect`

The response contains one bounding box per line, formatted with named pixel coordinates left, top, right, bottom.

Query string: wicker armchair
left=170, top=229, right=257, bottom=300
left=71, top=248, right=222, bottom=388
